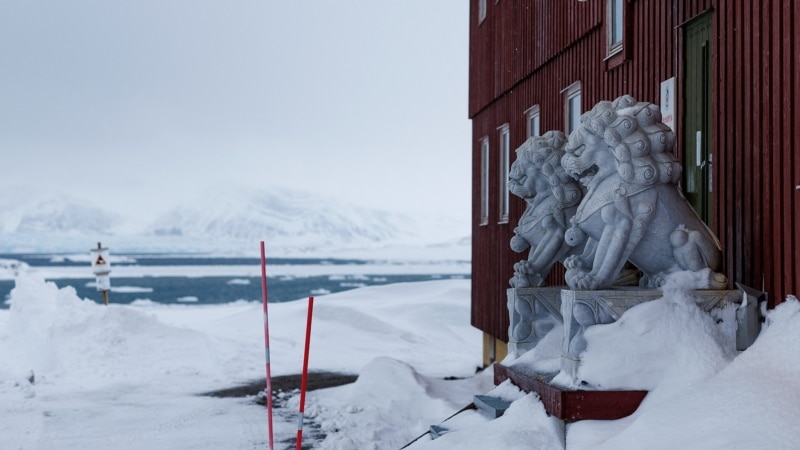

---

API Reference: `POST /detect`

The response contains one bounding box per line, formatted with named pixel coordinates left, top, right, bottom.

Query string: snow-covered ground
left=2, top=269, right=800, bottom=449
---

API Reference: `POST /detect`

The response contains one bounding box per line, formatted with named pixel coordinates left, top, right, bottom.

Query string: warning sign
left=90, top=244, right=111, bottom=276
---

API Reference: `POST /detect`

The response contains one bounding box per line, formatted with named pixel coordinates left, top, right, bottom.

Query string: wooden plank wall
left=469, top=0, right=800, bottom=339
left=711, top=0, right=799, bottom=305
left=469, top=0, right=601, bottom=117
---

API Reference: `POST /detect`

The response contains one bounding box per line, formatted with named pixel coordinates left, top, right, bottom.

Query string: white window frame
left=526, top=105, right=541, bottom=138
left=480, top=136, right=490, bottom=225
left=564, top=82, right=582, bottom=135
left=478, top=0, right=487, bottom=24
left=607, top=0, right=624, bottom=56
left=498, top=124, right=510, bottom=224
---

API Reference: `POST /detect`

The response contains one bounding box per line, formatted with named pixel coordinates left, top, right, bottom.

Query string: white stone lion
left=560, top=95, right=728, bottom=290
left=508, top=131, right=584, bottom=287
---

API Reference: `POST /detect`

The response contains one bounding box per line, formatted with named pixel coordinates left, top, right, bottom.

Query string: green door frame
left=683, top=12, right=713, bottom=225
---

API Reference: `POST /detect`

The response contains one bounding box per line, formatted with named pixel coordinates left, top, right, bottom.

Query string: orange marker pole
left=296, top=296, right=315, bottom=450
left=260, top=241, right=274, bottom=450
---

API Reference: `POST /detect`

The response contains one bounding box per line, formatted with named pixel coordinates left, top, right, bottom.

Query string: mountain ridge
left=0, top=185, right=470, bottom=257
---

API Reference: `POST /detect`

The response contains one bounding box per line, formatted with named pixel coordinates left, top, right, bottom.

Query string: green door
left=683, top=13, right=712, bottom=225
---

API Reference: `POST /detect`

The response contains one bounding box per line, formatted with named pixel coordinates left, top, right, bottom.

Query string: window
left=478, top=0, right=487, bottom=23
left=605, top=0, right=631, bottom=69
left=526, top=105, right=541, bottom=138
left=608, top=0, right=624, bottom=54
left=565, top=83, right=582, bottom=135
left=498, top=124, right=510, bottom=223
left=480, top=137, right=490, bottom=225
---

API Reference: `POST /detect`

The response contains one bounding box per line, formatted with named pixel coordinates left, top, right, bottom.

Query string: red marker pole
left=260, top=241, right=274, bottom=450
left=296, top=296, right=315, bottom=450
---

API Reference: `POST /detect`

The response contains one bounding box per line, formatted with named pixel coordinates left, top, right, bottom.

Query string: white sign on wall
left=660, top=77, right=676, bottom=132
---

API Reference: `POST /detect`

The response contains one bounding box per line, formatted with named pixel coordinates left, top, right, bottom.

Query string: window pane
left=481, top=139, right=489, bottom=222
left=530, top=114, right=540, bottom=137
left=611, top=0, right=623, bottom=45
left=568, top=93, right=581, bottom=134
left=499, top=128, right=510, bottom=220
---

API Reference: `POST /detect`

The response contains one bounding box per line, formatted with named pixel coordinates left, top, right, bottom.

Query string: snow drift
left=2, top=271, right=800, bottom=449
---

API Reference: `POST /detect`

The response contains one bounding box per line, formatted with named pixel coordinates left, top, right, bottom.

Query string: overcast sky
left=0, top=1, right=470, bottom=221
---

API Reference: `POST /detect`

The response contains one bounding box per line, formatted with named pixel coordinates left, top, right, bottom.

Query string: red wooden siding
left=711, top=0, right=800, bottom=305
left=470, top=0, right=800, bottom=341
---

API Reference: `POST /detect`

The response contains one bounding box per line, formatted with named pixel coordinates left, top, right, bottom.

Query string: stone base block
left=506, top=287, right=563, bottom=357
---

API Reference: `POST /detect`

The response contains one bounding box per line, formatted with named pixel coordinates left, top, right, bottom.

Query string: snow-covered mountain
left=0, top=186, right=470, bottom=258
left=147, top=186, right=406, bottom=242
left=0, top=191, right=120, bottom=235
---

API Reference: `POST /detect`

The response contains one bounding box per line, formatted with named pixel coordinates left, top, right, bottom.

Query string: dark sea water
left=0, top=254, right=469, bottom=309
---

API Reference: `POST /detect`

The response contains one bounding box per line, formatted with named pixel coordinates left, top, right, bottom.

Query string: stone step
left=428, top=424, right=449, bottom=440
left=494, top=363, right=647, bottom=421
left=473, top=394, right=512, bottom=419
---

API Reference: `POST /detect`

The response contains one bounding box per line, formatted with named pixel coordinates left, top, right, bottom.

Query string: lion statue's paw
left=566, top=269, right=602, bottom=290
left=510, top=260, right=546, bottom=288
left=564, top=254, right=589, bottom=271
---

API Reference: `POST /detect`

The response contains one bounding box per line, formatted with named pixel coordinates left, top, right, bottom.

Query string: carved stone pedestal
left=506, top=287, right=563, bottom=357
left=560, top=288, right=744, bottom=384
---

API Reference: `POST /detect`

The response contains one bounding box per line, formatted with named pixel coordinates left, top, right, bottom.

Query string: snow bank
left=0, top=274, right=483, bottom=448
left=569, top=297, right=800, bottom=449
left=3, top=269, right=800, bottom=449
left=448, top=272, right=800, bottom=450
left=408, top=380, right=565, bottom=449
left=574, top=292, right=735, bottom=393
left=298, top=357, right=494, bottom=449
left=1, top=273, right=227, bottom=392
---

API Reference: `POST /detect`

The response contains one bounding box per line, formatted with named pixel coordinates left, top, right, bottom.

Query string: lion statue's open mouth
left=571, top=165, right=598, bottom=186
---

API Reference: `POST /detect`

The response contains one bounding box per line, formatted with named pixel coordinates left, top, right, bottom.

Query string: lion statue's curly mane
left=560, top=95, right=727, bottom=290
left=576, top=95, right=682, bottom=186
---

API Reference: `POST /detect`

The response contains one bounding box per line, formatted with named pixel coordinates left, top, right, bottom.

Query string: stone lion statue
left=508, top=131, right=584, bottom=287
left=560, top=95, right=728, bottom=290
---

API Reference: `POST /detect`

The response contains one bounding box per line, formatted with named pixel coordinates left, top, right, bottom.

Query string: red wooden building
left=469, top=0, right=800, bottom=363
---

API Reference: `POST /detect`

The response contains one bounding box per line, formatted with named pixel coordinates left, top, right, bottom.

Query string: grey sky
left=0, top=1, right=470, bottom=220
